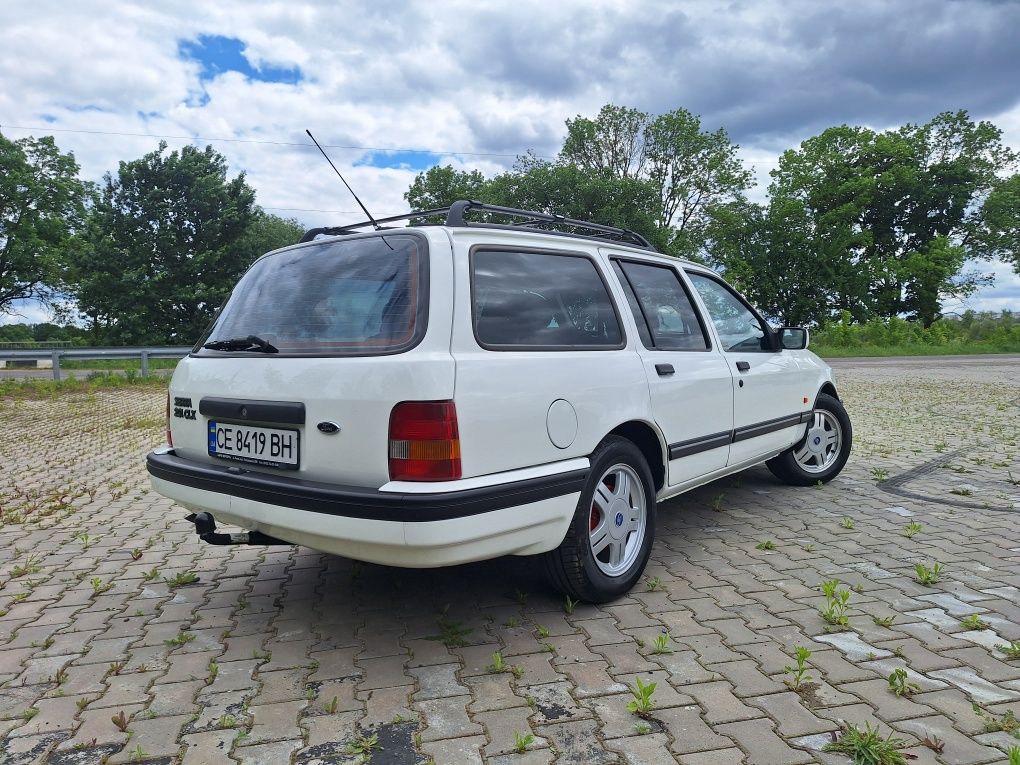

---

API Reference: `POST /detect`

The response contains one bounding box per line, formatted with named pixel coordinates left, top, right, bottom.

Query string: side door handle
left=655, top=363, right=675, bottom=376
left=736, top=361, right=751, bottom=372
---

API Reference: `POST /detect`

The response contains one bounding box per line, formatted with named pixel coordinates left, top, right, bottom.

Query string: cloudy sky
left=2, top=0, right=1019, bottom=323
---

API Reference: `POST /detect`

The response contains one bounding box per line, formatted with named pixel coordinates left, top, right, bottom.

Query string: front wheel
left=766, top=393, right=852, bottom=486
left=544, top=436, right=656, bottom=603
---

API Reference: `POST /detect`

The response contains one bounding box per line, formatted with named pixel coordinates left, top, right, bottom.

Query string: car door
left=685, top=271, right=812, bottom=467
left=609, top=258, right=733, bottom=486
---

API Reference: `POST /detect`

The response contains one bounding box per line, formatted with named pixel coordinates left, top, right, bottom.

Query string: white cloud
left=1, top=0, right=1018, bottom=321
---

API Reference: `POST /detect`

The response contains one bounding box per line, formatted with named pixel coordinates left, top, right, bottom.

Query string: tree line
left=0, top=137, right=302, bottom=344
left=2, top=105, right=1018, bottom=345
left=409, top=105, right=1019, bottom=329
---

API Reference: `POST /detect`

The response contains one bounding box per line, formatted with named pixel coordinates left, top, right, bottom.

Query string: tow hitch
left=185, top=512, right=291, bottom=546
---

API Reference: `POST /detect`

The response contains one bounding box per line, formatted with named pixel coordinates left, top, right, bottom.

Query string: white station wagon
left=148, top=201, right=851, bottom=602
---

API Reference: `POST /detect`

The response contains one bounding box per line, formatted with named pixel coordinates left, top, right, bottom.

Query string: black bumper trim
left=147, top=451, right=587, bottom=522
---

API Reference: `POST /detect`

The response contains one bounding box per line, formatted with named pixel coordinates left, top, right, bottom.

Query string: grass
left=996, top=640, right=1020, bottom=660
left=649, top=633, right=673, bottom=655
left=914, top=562, right=944, bottom=586
left=784, top=646, right=812, bottom=690
left=823, top=722, right=911, bottom=765
left=626, top=676, right=656, bottom=718
left=0, top=371, right=167, bottom=400
left=959, top=614, right=990, bottom=630
left=818, top=579, right=851, bottom=628
left=814, top=342, right=1020, bottom=358
left=887, top=668, right=920, bottom=698
left=426, top=617, right=473, bottom=648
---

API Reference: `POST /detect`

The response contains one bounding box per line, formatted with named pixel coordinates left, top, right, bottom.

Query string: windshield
left=197, top=234, right=427, bottom=356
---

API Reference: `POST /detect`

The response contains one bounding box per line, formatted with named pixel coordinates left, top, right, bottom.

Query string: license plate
left=208, top=421, right=300, bottom=469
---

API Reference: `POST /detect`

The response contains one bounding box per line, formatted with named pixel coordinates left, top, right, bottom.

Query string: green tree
left=69, top=143, right=257, bottom=344
left=728, top=111, right=1016, bottom=326
left=978, top=173, right=1020, bottom=274
left=561, top=105, right=751, bottom=258
left=235, top=210, right=304, bottom=259
left=560, top=104, right=648, bottom=179
left=404, top=165, right=488, bottom=222
left=0, top=134, right=88, bottom=315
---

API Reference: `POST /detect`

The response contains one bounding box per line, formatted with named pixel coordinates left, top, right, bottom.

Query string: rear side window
left=198, top=234, right=426, bottom=356
left=472, top=249, right=623, bottom=349
left=614, top=261, right=710, bottom=351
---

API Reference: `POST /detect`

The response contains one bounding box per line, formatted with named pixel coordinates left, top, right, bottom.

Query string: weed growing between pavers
left=0, top=387, right=165, bottom=527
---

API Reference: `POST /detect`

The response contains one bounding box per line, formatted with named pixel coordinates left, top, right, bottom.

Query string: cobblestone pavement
left=2, top=360, right=1020, bottom=765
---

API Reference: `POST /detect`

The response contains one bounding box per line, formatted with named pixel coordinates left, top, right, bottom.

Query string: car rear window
left=472, top=249, right=623, bottom=349
left=197, top=234, right=426, bottom=356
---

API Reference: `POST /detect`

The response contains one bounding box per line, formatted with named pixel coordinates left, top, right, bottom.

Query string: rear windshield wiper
left=203, top=335, right=279, bottom=353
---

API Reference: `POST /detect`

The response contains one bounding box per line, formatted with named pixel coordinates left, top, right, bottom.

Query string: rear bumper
left=146, top=451, right=585, bottom=567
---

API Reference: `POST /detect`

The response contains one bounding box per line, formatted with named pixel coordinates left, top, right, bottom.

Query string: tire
left=766, top=393, right=852, bottom=486
left=544, top=436, right=656, bottom=603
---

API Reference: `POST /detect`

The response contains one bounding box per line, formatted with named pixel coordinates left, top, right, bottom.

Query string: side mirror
left=778, top=327, right=809, bottom=350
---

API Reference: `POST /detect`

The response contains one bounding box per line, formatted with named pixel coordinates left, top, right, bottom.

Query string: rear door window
left=613, top=261, right=710, bottom=351
left=198, top=233, right=427, bottom=356
left=472, top=249, right=623, bottom=349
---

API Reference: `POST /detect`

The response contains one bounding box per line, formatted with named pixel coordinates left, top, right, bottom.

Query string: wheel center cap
left=806, top=427, right=827, bottom=455
left=608, top=498, right=630, bottom=539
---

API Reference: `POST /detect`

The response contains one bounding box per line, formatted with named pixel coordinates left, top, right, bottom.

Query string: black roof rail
left=299, top=200, right=654, bottom=249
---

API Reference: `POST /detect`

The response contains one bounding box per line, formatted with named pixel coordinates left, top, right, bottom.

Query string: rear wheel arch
left=605, top=421, right=666, bottom=493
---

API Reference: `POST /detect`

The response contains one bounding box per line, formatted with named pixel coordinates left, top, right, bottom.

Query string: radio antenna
left=305, top=129, right=380, bottom=229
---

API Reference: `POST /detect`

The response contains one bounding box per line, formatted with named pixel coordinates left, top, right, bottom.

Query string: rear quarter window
left=471, top=249, right=623, bottom=349
left=197, top=233, right=427, bottom=356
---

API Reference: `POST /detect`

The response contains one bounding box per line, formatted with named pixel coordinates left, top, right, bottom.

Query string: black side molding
left=199, top=398, right=306, bottom=425
left=147, top=451, right=587, bottom=522
left=668, top=411, right=812, bottom=459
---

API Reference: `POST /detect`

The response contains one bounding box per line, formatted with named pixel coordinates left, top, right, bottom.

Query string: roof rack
left=299, top=200, right=654, bottom=249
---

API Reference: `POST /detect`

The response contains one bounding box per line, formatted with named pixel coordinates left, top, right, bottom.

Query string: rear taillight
left=165, top=392, right=173, bottom=447
left=388, top=401, right=461, bottom=481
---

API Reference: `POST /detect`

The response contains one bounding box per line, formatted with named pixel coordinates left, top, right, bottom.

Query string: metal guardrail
left=0, top=346, right=192, bottom=380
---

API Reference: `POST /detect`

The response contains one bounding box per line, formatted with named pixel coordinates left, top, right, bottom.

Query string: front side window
left=198, top=234, right=426, bottom=355
left=614, top=261, right=709, bottom=351
left=686, top=272, right=772, bottom=352
left=472, top=250, right=623, bottom=348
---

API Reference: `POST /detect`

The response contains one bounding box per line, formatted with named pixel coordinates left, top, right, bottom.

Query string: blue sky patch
left=179, top=35, right=301, bottom=85
left=353, top=150, right=441, bottom=171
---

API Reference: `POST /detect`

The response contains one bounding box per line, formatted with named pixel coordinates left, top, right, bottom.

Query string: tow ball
left=185, top=512, right=290, bottom=546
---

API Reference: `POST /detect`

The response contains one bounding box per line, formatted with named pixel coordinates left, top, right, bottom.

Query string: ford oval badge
left=317, top=421, right=341, bottom=434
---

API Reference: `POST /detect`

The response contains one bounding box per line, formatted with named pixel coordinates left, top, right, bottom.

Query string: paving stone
left=421, top=734, right=487, bottom=765
left=145, top=679, right=206, bottom=717
left=408, top=661, right=467, bottom=700
left=706, top=658, right=785, bottom=697
left=606, top=731, right=675, bottom=765
left=465, top=673, right=529, bottom=712
left=181, top=729, right=236, bottom=765
left=746, top=691, right=839, bottom=737
left=309, top=677, right=360, bottom=713
left=416, top=694, right=483, bottom=741
left=893, top=715, right=1004, bottom=765
left=245, top=699, right=307, bottom=744
left=655, top=704, right=736, bottom=754
left=107, top=712, right=191, bottom=763
left=360, top=684, right=414, bottom=726
left=558, top=660, right=627, bottom=698
left=233, top=739, right=303, bottom=765
left=929, top=667, right=1020, bottom=704
left=676, top=747, right=746, bottom=764
left=679, top=681, right=763, bottom=724
left=300, top=710, right=360, bottom=748
left=477, top=705, right=547, bottom=756
left=716, top=717, right=814, bottom=764
left=536, top=718, right=618, bottom=764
